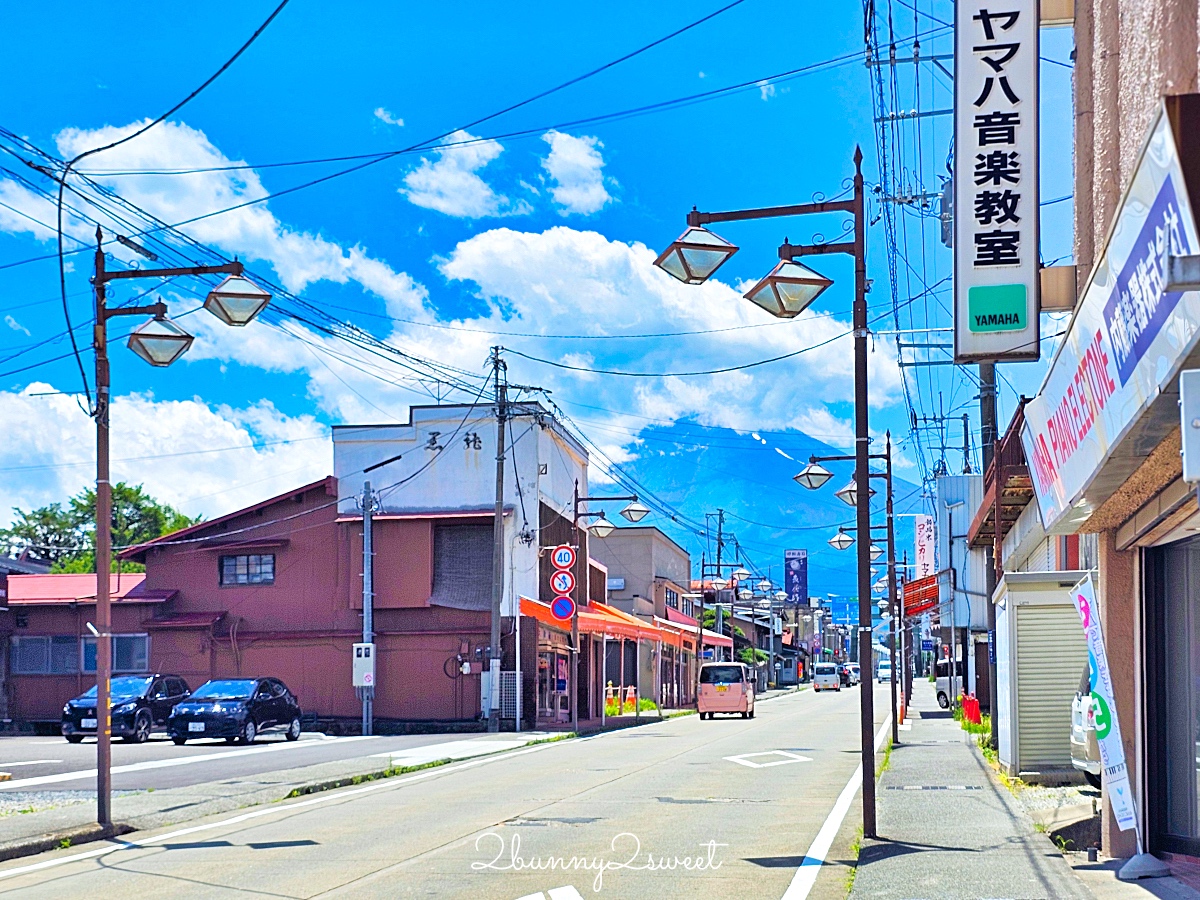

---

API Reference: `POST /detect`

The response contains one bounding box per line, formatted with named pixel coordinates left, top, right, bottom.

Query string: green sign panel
left=968, top=284, right=1028, bottom=332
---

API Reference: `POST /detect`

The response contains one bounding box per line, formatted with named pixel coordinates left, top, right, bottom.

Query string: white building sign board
left=1022, top=104, right=1200, bottom=530
left=914, top=515, right=936, bottom=579
left=954, top=1, right=1041, bottom=361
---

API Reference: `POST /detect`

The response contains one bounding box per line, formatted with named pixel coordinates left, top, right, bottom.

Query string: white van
left=813, top=662, right=841, bottom=692
left=935, top=659, right=965, bottom=708
left=876, top=661, right=892, bottom=684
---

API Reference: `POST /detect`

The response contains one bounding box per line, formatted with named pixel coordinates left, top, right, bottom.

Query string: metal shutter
left=1015, top=603, right=1087, bottom=770
left=429, top=524, right=492, bottom=610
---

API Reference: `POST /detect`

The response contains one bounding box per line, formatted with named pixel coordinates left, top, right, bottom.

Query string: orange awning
left=520, top=597, right=670, bottom=643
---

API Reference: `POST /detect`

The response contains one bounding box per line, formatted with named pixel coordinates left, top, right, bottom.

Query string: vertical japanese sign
left=784, top=549, right=808, bottom=607
left=954, top=2, right=1040, bottom=361
left=1071, top=575, right=1137, bottom=831
left=914, top=515, right=936, bottom=578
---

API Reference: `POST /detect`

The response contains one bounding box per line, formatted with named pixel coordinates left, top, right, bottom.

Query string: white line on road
left=724, top=751, right=812, bottom=769
left=780, top=714, right=892, bottom=900
left=0, top=761, right=62, bottom=768
left=0, top=736, right=377, bottom=791
left=0, top=741, right=554, bottom=882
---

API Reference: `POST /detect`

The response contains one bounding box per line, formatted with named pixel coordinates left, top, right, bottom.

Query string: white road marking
left=0, top=736, right=377, bottom=791
left=724, top=751, right=812, bottom=769
left=0, top=761, right=62, bottom=768
left=780, top=714, right=892, bottom=900
left=0, top=740, right=555, bottom=882
left=548, top=888, right=585, bottom=899
left=370, top=738, right=533, bottom=765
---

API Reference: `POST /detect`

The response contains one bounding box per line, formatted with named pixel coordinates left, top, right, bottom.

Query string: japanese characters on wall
left=954, top=3, right=1040, bottom=362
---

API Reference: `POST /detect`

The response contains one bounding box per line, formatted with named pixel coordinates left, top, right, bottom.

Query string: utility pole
left=962, top=414, right=973, bottom=474
left=886, top=432, right=899, bottom=746
left=980, top=362, right=999, bottom=751
left=360, top=481, right=375, bottom=735
left=716, top=510, right=725, bottom=659
left=488, top=346, right=507, bottom=734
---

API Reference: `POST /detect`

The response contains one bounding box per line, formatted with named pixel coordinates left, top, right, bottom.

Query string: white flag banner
left=1071, top=574, right=1137, bottom=831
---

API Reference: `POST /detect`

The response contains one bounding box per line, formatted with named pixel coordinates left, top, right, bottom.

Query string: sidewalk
left=849, top=681, right=1109, bottom=899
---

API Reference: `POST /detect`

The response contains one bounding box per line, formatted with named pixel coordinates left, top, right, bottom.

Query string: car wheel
left=937, top=692, right=949, bottom=709
left=172, top=736, right=187, bottom=746
left=749, top=708, right=755, bottom=719
left=286, top=717, right=301, bottom=742
left=239, top=720, right=257, bottom=745
left=741, top=711, right=749, bottom=719
left=126, top=710, right=151, bottom=744
left=1085, top=771, right=1102, bottom=790
left=65, top=734, right=84, bottom=744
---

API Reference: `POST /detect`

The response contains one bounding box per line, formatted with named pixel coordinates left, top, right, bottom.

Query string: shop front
left=1021, top=96, right=1200, bottom=862
left=534, top=622, right=572, bottom=725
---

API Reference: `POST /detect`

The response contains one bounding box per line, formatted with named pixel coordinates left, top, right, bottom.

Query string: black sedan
left=168, top=678, right=301, bottom=745
left=62, top=674, right=191, bottom=744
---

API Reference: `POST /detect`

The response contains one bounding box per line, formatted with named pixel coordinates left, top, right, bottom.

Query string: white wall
left=936, top=475, right=989, bottom=629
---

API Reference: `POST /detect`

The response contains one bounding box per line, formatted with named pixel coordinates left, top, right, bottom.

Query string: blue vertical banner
left=785, top=549, right=808, bottom=607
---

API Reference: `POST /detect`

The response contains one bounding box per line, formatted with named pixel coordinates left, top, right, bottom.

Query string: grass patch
left=876, top=737, right=893, bottom=777
left=664, top=709, right=697, bottom=719
left=845, top=825, right=865, bottom=896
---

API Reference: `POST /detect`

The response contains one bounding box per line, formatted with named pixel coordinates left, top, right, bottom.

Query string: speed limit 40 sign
left=550, top=544, right=576, bottom=570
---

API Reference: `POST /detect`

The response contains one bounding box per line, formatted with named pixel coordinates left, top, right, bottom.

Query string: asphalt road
left=0, top=731, right=535, bottom=792
left=0, top=685, right=889, bottom=899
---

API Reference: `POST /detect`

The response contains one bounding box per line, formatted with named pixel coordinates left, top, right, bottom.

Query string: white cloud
left=401, top=130, right=527, bottom=218
left=373, top=107, right=404, bottom=127
left=5, top=315, right=30, bottom=336
left=757, top=80, right=776, bottom=101
left=45, top=120, right=429, bottom=316
left=0, top=383, right=329, bottom=528
left=541, top=131, right=612, bottom=216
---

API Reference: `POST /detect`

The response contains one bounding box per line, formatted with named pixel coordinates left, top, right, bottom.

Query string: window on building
left=82, top=634, right=150, bottom=674
left=11, top=635, right=81, bottom=674
left=219, top=553, right=275, bottom=586
left=665, top=588, right=679, bottom=609
left=429, top=524, right=492, bottom=610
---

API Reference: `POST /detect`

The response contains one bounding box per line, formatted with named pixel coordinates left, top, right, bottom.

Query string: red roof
left=120, top=476, right=337, bottom=561
left=6, top=573, right=173, bottom=606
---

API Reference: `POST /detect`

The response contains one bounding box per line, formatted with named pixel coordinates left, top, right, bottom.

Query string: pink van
left=697, top=662, right=755, bottom=719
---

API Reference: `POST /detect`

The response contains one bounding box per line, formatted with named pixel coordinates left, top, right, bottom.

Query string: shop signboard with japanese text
left=1070, top=575, right=1137, bottom=831
left=1021, top=104, right=1200, bottom=530
left=784, top=549, right=808, bottom=607
left=954, top=1, right=1040, bottom=361
left=914, top=515, right=936, bottom=578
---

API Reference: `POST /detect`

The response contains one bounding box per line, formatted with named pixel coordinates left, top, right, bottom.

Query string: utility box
left=1182, top=369, right=1200, bottom=483
left=352, top=642, right=376, bottom=688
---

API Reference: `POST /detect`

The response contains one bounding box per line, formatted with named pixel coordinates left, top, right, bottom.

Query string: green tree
left=0, top=484, right=199, bottom=573
left=701, top=608, right=744, bottom=639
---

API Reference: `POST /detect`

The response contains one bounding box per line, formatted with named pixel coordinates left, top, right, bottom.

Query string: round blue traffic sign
left=551, top=596, right=576, bottom=621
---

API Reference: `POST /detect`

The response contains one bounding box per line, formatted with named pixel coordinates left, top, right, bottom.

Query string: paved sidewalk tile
left=850, top=681, right=1091, bottom=900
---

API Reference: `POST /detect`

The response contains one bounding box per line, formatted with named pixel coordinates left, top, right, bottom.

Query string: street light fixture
left=126, top=313, right=194, bottom=368
left=653, top=225, right=738, bottom=284
left=756, top=579, right=772, bottom=593
left=834, top=479, right=877, bottom=508
left=829, top=529, right=855, bottom=551
left=738, top=588, right=754, bottom=601
left=794, top=461, right=834, bottom=490
left=742, top=259, right=833, bottom=318
left=731, top=567, right=751, bottom=582
left=773, top=590, right=788, bottom=603
left=619, top=500, right=650, bottom=523
left=204, top=274, right=273, bottom=327
left=587, top=512, right=615, bottom=539
left=89, top=227, right=270, bottom=829
left=869, top=543, right=884, bottom=562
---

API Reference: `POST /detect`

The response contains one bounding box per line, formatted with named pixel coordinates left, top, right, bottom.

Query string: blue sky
left=0, top=1, right=1075, bottom=593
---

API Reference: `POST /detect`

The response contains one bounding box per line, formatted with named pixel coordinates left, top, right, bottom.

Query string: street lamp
left=653, top=225, right=738, bottom=284
left=89, top=226, right=270, bottom=828
left=731, top=567, right=751, bottom=582
left=834, top=479, right=877, bottom=508
left=569, top=482, right=648, bottom=733
left=126, top=313, right=194, bottom=368
left=738, top=588, right=754, bottom=601
left=829, top=528, right=855, bottom=551
left=869, top=543, right=884, bottom=562
left=656, top=149, right=879, bottom=836
left=793, top=460, right=834, bottom=490
left=742, top=259, right=833, bottom=318
left=204, top=274, right=273, bottom=326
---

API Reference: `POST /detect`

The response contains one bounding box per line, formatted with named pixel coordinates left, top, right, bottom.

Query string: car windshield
left=189, top=680, right=258, bottom=700
left=700, top=665, right=744, bottom=684
left=81, top=676, right=153, bottom=701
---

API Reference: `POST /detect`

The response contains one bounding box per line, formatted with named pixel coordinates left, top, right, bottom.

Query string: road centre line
left=780, top=714, right=892, bottom=900
left=0, top=741, right=556, bottom=882
left=0, top=761, right=62, bottom=768
left=0, top=736, right=377, bottom=791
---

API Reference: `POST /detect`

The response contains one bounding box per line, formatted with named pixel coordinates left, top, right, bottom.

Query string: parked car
left=876, top=661, right=892, bottom=684
left=813, top=662, right=841, bottom=692
left=168, top=678, right=301, bottom=745
left=837, top=663, right=852, bottom=686
left=1070, top=664, right=1103, bottom=789
left=697, top=663, right=755, bottom=719
left=934, top=659, right=965, bottom=708
left=62, top=674, right=190, bottom=744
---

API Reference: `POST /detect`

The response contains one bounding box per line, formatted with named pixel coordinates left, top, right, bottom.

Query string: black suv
left=168, top=677, right=302, bottom=745
left=62, top=674, right=191, bottom=743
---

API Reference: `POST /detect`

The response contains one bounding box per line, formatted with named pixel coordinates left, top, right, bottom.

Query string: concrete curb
left=0, top=822, right=134, bottom=863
